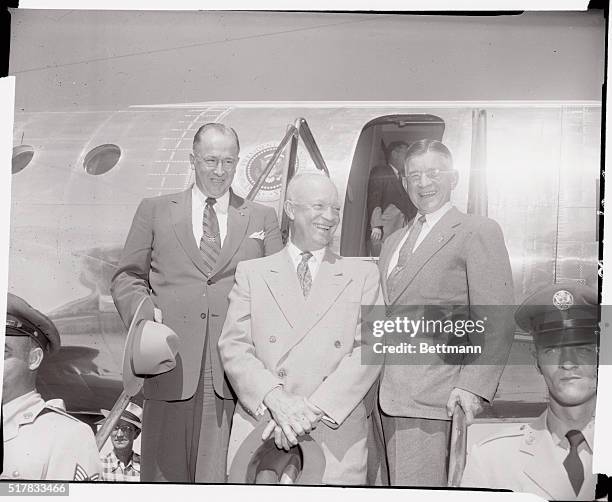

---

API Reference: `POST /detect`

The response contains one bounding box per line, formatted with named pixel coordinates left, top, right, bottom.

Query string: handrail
left=246, top=125, right=298, bottom=201
left=447, top=406, right=468, bottom=487
left=296, top=118, right=329, bottom=176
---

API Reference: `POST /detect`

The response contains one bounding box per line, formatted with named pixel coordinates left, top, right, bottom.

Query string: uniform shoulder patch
left=73, top=464, right=100, bottom=481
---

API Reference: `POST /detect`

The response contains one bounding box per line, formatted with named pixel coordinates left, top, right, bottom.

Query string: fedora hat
left=228, top=420, right=326, bottom=485
left=122, top=297, right=180, bottom=396
left=101, top=401, right=143, bottom=430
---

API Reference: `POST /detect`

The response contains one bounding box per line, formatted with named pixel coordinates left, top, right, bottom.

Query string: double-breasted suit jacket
left=218, top=248, right=384, bottom=484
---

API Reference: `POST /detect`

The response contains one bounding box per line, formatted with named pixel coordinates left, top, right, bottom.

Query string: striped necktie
left=297, top=251, right=313, bottom=297
left=199, top=197, right=222, bottom=276
left=564, top=430, right=585, bottom=495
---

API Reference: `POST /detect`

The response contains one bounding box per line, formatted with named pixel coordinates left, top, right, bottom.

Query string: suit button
left=269, top=336, right=277, bottom=343
left=278, top=369, right=286, bottom=378
left=200, top=313, right=207, bottom=319
left=207, top=279, right=214, bottom=285
left=334, top=340, right=342, bottom=348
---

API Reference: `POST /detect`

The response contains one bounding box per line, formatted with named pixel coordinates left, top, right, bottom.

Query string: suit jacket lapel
left=379, top=226, right=409, bottom=304
left=522, top=413, right=576, bottom=501
left=262, top=250, right=304, bottom=329
left=211, top=190, right=250, bottom=277
left=170, top=189, right=209, bottom=276
left=388, top=207, right=463, bottom=305
left=277, top=249, right=352, bottom=365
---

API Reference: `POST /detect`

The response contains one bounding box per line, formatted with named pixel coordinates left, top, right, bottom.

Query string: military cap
left=6, top=293, right=60, bottom=354
left=515, top=283, right=598, bottom=348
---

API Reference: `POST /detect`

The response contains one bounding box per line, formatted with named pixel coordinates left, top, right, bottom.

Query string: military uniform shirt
left=461, top=410, right=596, bottom=501
left=2, top=391, right=102, bottom=481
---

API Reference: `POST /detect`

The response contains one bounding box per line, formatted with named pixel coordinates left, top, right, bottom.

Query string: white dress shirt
left=387, top=201, right=453, bottom=277
left=286, top=240, right=326, bottom=282
left=191, top=184, right=230, bottom=246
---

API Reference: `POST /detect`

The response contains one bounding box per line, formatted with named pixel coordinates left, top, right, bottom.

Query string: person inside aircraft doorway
left=366, top=141, right=417, bottom=257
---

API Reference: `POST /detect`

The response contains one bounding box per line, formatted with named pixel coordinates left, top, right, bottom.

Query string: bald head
left=193, top=123, right=240, bottom=153
left=285, top=173, right=340, bottom=252
left=286, top=172, right=337, bottom=201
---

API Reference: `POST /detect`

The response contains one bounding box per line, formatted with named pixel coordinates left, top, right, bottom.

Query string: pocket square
left=249, top=230, right=265, bottom=240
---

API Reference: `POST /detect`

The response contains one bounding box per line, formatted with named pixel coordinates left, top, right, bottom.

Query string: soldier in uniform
left=2, top=293, right=101, bottom=481
left=461, top=283, right=599, bottom=501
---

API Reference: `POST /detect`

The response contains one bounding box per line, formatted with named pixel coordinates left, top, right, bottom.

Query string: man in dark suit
left=377, top=139, right=514, bottom=486
left=111, top=123, right=283, bottom=482
left=366, top=141, right=417, bottom=257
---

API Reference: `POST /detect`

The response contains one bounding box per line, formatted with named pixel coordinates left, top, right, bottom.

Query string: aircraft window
left=83, top=144, right=121, bottom=175
left=12, top=145, right=35, bottom=174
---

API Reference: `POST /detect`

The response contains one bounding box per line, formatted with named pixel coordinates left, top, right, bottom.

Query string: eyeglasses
left=406, top=168, right=450, bottom=184
left=193, top=154, right=238, bottom=171
left=290, top=201, right=341, bottom=215
left=112, top=424, right=135, bottom=434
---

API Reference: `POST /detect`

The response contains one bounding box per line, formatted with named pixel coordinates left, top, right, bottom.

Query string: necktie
left=199, top=197, right=222, bottom=276
left=564, top=430, right=585, bottom=495
left=387, top=214, right=427, bottom=289
left=297, top=251, right=313, bottom=297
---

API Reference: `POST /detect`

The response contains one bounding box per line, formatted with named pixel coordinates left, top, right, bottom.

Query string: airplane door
left=246, top=118, right=330, bottom=243
left=340, top=114, right=446, bottom=257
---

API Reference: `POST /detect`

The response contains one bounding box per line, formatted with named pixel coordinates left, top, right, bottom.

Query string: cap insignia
left=552, top=290, right=574, bottom=311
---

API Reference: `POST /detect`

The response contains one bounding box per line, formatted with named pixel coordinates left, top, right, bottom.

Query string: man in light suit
left=111, top=123, right=283, bottom=482
left=462, top=284, right=599, bottom=501
left=377, top=139, right=515, bottom=486
left=219, top=172, right=383, bottom=485
left=367, top=141, right=417, bottom=257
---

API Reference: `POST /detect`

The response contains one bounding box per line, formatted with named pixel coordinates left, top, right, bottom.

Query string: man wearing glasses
left=377, top=139, right=514, bottom=486
left=100, top=402, right=143, bottom=482
left=111, top=123, right=283, bottom=482
left=219, top=173, right=383, bottom=484
left=462, top=284, right=599, bottom=501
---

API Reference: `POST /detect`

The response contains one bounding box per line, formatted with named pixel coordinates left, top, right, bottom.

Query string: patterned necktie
left=564, top=430, right=585, bottom=495
left=297, top=251, right=313, bottom=297
left=387, top=214, right=427, bottom=289
left=199, top=197, right=222, bottom=276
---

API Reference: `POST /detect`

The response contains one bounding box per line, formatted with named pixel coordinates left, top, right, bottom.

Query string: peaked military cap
left=6, top=293, right=61, bottom=354
left=515, top=283, right=598, bottom=348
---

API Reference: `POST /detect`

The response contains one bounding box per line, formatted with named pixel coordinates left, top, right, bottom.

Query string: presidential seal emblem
left=233, top=143, right=300, bottom=202
left=552, top=290, right=574, bottom=310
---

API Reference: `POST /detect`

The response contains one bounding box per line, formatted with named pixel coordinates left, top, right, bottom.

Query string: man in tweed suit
left=377, top=139, right=515, bottom=486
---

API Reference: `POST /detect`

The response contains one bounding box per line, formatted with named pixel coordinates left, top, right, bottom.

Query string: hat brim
left=121, top=297, right=156, bottom=397
left=100, top=409, right=142, bottom=429
left=228, top=420, right=326, bottom=484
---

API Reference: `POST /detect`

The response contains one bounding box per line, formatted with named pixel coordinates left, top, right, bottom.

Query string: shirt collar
left=192, top=184, right=230, bottom=215
left=286, top=240, right=326, bottom=268
left=419, top=201, right=453, bottom=228
left=107, top=451, right=141, bottom=473
left=546, top=407, right=595, bottom=452
left=388, top=163, right=400, bottom=177
left=3, top=391, right=46, bottom=441
left=3, top=390, right=42, bottom=425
